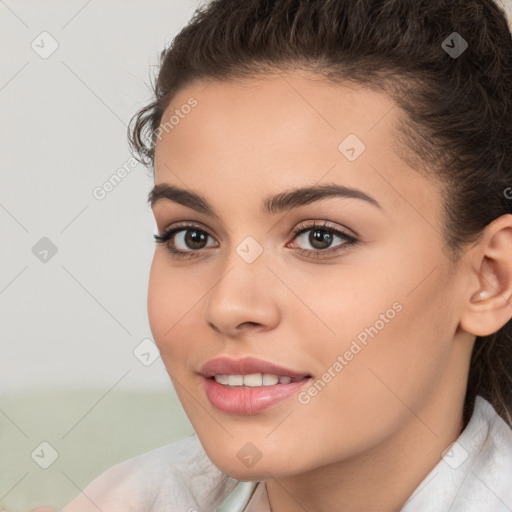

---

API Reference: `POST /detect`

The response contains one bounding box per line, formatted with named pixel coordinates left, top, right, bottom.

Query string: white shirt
left=61, top=396, right=512, bottom=511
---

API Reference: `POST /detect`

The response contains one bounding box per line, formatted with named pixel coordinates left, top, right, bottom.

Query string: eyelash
left=153, top=221, right=358, bottom=260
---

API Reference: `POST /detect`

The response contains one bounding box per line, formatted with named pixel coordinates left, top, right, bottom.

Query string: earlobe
left=460, top=214, right=512, bottom=337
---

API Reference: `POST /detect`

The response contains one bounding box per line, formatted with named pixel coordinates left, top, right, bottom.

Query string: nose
left=203, top=254, right=280, bottom=337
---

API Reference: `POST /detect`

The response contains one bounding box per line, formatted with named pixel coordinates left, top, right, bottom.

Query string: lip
left=199, top=356, right=311, bottom=379
left=199, top=356, right=312, bottom=415
left=203, top=377, right=311, bottom=415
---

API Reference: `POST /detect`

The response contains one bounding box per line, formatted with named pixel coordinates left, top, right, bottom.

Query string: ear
left=459, top=214, right=512, bottom=337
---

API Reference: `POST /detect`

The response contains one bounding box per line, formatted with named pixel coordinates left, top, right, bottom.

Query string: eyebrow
left=148, top=182, right=382, bottom=217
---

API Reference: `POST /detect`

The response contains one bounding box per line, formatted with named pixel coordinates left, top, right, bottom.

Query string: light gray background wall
left=0, top=1, right=202, bottom=509
left=1, top=0, right=203, bottom=394
left=1, top=0, right=512, bottom=510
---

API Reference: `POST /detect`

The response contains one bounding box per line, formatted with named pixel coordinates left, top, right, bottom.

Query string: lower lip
left=203, top=376, right=311, bottom=415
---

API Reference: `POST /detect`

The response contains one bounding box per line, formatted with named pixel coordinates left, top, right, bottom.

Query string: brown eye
left=290, top=221, right=357, bottom=257
left=306, top=228, right=334, bottom=250
left=179, top=228, right=209, bottom=250
left=153, top=223, right=217, bottom=258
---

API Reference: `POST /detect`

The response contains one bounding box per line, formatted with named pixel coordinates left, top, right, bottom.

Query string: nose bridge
left=209, top=233, right=268, bottom=303
left=202, top=233, right=279, bottom=333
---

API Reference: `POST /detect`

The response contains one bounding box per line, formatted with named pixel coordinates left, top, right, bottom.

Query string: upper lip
left=199, top=356, right=311, bottom=379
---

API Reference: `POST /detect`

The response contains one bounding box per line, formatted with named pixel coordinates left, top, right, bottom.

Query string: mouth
left=202, top=372, right=312, bottom=415
left=199, top=356, right=313, bottom=415
left=210, top=373, right=309, bottom=387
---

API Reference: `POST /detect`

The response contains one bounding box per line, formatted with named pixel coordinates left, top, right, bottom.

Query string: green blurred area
left=0, top=387, right=194, bottom=511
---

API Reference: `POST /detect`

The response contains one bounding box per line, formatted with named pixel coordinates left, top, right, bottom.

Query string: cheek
left=147, top=257, right=167, bottom=342
left=303, top=257, right=455, bottom=405
left=147, top=255, right=192, bottom=360
left=318, top=274, right=454, bottom=423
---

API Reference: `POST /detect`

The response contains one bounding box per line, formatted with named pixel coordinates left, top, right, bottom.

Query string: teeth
left=247, top=373, right=265, bottom=386
left=228, top=375, right=244, bottom=386
left=213, top=373, right=298, bottom=386
left=215, top=374, right=229, bottom=385
left=263, top=374, right=278, bottom=385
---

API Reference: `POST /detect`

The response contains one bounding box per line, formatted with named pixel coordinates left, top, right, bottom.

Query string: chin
left=206, top=450, right=295, bottom=481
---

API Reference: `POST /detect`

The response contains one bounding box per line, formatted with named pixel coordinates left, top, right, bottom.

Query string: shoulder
left=61, top=434, right=239, bottom=511
left=473, top=397, right=512, bottom=490
left=401, top=396, right=512, bottom=512
left=449, top=396, right=512, bottom=511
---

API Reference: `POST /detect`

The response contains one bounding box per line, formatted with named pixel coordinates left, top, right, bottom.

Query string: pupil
left=310, top=229, right=331, bottom=249
left=186, top=230, right=207, bottom=249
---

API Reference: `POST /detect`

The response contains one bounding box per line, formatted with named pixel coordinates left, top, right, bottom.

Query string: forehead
left=155, top=71, right=400, bottom=165
left=152, top=71, right=443, bottom=226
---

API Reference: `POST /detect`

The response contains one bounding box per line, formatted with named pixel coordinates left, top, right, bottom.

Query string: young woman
left=62, top=0, right=512, bottom=510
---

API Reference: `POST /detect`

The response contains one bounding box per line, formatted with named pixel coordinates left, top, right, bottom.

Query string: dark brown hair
left=128, top=0, right=512, bottom=428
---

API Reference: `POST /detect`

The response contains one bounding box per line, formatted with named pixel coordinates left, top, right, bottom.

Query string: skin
left=148, top=70, right=512, bottom=512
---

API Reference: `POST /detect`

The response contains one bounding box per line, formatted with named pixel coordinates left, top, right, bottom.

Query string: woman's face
left=148, top=71, right=473, bottom=480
